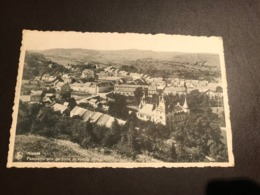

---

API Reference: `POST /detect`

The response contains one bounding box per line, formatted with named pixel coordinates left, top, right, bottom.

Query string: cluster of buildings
left=52, top=104, right=125, bottom=128
left=137, top=94, right=189, bottom=127
left=20, top=63, right=224, bottom=127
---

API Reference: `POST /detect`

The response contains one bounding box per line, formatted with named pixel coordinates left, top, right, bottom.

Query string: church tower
left=154, top=95, right=166, bottom=125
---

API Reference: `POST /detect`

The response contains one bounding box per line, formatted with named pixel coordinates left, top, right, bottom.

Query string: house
left=114, top=69, right=120, bottom=74
left=211, top=106, right=224, bottom=116
left=104, top=66, right=113, bottom=72
left=62, top=78, right=73, bottom=84
left=163, top=86, right=186, bottom=95
left=104, top=116, right=126, bottom=128
left=71, top=91, right=91, bottom=100
left=88, top=82, right=98, bottom=94
left=21, top=80, right=40, bottom=91
left=150, top=77, right=164, bottom=86
left=98, top=76, right=122, bottom=83
left=82, top=69, right=95, bottom=79
left=52, top=103, right=68, bottom=114
left=145, top=76, right=152, bottom=83
left=134, top=78, right=147, bottom=85
left=114, top=84, right=148, bottom=96
left=45, top=93, right=55, bottom=97
left=199, top=80, right=209, bottom=86
left=70, top=106, right=87, bottom=118
left=42, top=97, right=52, bottom=104
left=20, top=95, right=31, bottom=102
left=97, top=71, right=110, bottom=78
left=189, top=79, right=200, bottom=85
left=61, top=74, right=71, bottom=80
left=70, top=82, right=92, bottom=92
left=41, top=74, right=57, bottom=82
left=136, top=94, right=189, bottom=127
left=130, top=73, right=142, bottom=80
left=186, top=83, right=196, bottom=88
left=88, top=98, right=100, bottom=108
left=207, top=82, right=222, bottom=91
left=30, top=90, right=43, bottom=102
left=204, top=90, right=223, bottom=100
left=96, top=82, right=114, bottom=93
left=101, top=104, right=109, bottom=111
left=118, top=71, right=128, bottom=76
left=55, top=82, right=70, bottom=92
left=148, top=86, right=157, bottom=96
left=22, top=80, right=30, bottom=85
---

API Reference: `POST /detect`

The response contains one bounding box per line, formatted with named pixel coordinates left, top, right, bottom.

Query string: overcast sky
left=22, top=30, right=223, bottom=54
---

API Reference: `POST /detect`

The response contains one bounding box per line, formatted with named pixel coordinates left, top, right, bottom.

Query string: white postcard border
left=7, top=30, right=234, bottom=168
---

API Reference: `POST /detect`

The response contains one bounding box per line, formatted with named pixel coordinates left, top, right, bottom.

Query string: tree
left=31, top=107, right=59, bottom=137
left=16, top=102, right=31, bottom=134
left=60, top=91, right=71, bottom=100
left=108, top=94, right=128, bottom=119
left=170, top=143, right=178, bottom=161
left=127, top=122, right=140, bottom=158
left=172, top=112, right=228, bottom=162
left=134, top=87, right=144, bottom=105
left=67, top=98, right=77, bottom=110
left=216, top=86, right=223, bottom=93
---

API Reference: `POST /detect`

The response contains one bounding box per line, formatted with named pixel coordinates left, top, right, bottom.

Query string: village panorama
left=11, top=48, right=229, bottom=165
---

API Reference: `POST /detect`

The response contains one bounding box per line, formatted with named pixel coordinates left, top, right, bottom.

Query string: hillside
left=22, top=51, right=69, bottom=79
left=33, top=48, right=220, bottom=68
left=26, top=49, right=221, bottom=80
left=13, top=135, right=161, bottom=163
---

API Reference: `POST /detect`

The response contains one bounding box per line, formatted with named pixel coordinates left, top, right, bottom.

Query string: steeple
left=160, top=95, right=165, bottom=103
left=157, top=94, right=166, bottom=111
left=139, top=92, right=146, bottom=109
left=182, top=96, right=189, bottom=113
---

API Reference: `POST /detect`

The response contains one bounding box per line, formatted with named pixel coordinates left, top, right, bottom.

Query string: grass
left=13, top=134, right=84, bottom=162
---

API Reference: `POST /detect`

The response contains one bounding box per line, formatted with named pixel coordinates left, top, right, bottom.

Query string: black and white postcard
left=7, top=30, right=234, bottom=167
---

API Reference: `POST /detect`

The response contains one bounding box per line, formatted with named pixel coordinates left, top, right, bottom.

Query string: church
left=136, top=94, right=189, bottom=127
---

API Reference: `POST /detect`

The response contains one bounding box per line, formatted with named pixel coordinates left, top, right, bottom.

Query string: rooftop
left=96, top=114, right=110, bottom=126
left=52, top=103, right=67, bottom=113
left=70, top=106, right=87, bottom=117
left=82, top=110, right=95, bottom=122
left=90, top=112, right=103, bottom=123
left=138, top=104, right=154, bottom=115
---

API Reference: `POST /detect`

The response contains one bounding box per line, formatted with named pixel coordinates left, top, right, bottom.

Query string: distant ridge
left=30, top=48, right=220, bottom=69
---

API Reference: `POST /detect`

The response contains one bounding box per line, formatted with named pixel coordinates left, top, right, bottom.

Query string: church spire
left=182, top=96, right=189, bottom=113
left=160, top=94, right=165, bottom=103
left=139, top=91, right=146, bottom=109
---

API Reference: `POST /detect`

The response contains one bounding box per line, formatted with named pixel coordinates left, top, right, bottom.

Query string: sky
left=22, top=30, right=224, bottom=53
